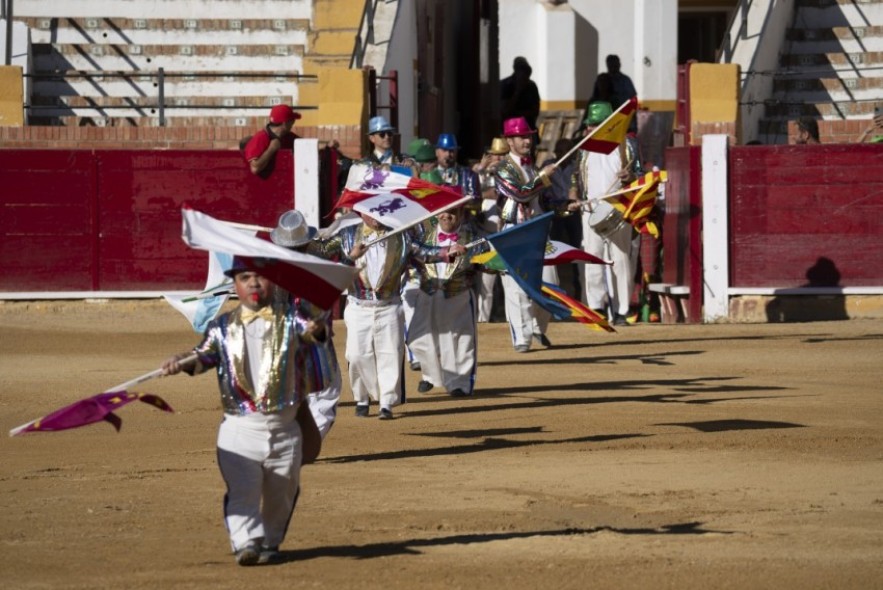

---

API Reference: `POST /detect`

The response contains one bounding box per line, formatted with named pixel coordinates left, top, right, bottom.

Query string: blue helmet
left=367, top=115, right=396, bottom=135
left=435, top=133, right=459, bottom=150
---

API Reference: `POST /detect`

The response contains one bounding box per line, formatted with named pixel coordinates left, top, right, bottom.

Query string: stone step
left=33, top=42, right=306, bottom=60
left=22, top=16, right=310, bottom=42
left=13, top=0, right=312, bottom=20
left=48, top=114, right=272, bottom=128
left=793, top=0, right=883, bottom=29
left=786, top=25, right=883, bottom=42
left=782, top=35, right=883, bottom=54
left=33, top=50, right=304, bottom=74
left=779, top=50, right=883, bottom=68
left=33, top=78, right=300, bottom=98
left=761, top=99, right=878, bottom=119
left=771, top=76, right=883, bottom=103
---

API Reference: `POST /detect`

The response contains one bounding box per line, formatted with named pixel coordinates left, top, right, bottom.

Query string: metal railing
left=21, top=69, right=317, bottom=126
left=718, top=0, right=751, bottom=64
left=350, top=0, right=378, bottom=69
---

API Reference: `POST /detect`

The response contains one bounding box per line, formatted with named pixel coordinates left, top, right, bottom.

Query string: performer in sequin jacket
left=309, top=214, right=462, bottom=420
left=408, top=207, right=490, bottom=397
left=162, top=259, right=317, bottom=567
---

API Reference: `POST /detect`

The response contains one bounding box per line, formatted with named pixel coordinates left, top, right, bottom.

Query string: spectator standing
left=242, top=104, right=302, bottom=177
left=794, top=117, right=821, bottom=144
left=501, top=56, right=541, bottom=148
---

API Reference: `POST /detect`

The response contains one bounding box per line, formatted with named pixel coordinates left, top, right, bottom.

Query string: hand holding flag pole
left=8, top=355, right=197, bottom=437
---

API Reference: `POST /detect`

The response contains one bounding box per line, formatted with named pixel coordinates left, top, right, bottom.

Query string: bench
left=648, top=283, right=691, bottom=323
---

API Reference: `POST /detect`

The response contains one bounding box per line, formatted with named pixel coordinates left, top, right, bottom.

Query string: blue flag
left=485, top=213, right=572, bottom=320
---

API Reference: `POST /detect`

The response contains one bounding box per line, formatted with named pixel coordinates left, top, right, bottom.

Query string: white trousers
left=401, top=278, right=420, bottom=365
left=476, top=272, right=497, bottom=323
left=408, top=289, right=477, bottom=393
left=306, top=371, right=342, bottom=440
left=580, top=218, right=634, bottom=316
left=217, top=405, right=302, bottom=552
left=343, top=299, right=403, bottom=409
left=501, top=265, right=557, bottom=349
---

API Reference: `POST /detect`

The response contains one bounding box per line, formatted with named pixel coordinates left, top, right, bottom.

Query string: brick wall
left=0, top=124, right=364, bottom=158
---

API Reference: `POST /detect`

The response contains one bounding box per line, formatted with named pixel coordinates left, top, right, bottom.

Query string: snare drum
left=587, top=199, right=625, bottom=239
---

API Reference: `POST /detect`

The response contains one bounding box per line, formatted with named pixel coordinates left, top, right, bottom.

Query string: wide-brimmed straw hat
left=270, top=210, right=318, bottom=248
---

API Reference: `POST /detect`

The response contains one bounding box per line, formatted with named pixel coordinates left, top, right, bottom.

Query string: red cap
left=269, top=104, right=301, bottom=124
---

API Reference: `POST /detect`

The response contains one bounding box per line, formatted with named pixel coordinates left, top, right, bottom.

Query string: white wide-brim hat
left=270, top=210, right=318, bottom=248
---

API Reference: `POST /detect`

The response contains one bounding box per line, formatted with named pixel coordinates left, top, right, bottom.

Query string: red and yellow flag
left=603, top=168, right=667, bottom=238
left=578, top=97, right=638, bottom=155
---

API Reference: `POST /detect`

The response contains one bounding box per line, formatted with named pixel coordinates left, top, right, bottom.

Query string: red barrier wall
left=661, top=145, right=703, bottom=321
left=0, top=149, right=294, bottom=292
left=729, top=144, right=883, bottom=287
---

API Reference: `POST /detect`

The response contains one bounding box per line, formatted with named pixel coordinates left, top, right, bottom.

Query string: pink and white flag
left=336, top=163, right=470, bottom=229
left=181, top=208, right=356, bottom=310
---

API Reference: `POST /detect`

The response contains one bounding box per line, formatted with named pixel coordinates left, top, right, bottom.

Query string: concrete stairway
left=759, top=0, right=883, bottom=143
left=15, top=0, right=312, bottom=127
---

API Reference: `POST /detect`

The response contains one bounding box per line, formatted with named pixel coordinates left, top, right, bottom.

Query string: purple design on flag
left=369, top=198, right=406, bottom=217
left=11, top=391, right=175, bottom=436
left=360, top=168, right=389, bottom=190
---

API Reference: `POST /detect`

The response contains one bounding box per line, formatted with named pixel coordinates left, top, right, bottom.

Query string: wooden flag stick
left=553, top=98, right=635, bottom=170
left=362, top=195, right=474, bottom=247
left=103, top=353, right=199, bottom=393
left=222, top=221, right=274, bottom=233
left=9, top=354, right=200, bottom=437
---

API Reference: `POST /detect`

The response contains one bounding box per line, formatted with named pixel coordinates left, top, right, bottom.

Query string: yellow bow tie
left=240, top=305, right=275, bottom=324
left=361, top=225, right=386, bottom=240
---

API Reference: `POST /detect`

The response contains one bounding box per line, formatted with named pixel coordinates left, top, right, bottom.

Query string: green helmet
left=414, top=143, right=437, bottom=163
left=584, top=101, right=613, bottom=126
left=420, top=169, right=444, bottom=185
left=406, top=137, right=430, bottom=157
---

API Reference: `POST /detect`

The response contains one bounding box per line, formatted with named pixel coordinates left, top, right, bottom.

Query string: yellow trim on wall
left=0, top=66, right=24, bottom=126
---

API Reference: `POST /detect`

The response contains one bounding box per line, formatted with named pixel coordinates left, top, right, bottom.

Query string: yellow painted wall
left=299, top=67, right=367, bottom=128
left=689, top=63, right=740, bottom=123
left=0, top=66, right=24, bottom=126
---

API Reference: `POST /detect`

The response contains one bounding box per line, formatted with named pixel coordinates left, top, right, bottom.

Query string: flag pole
left=553, top=97, right=636, bottom=170
left=362, top=195, right=474, bottom=247
left=102, top=353, right=199, bottom=393
left=221, top=221, right=274, bottom=233
left=9, top=354, right=199, bottom=437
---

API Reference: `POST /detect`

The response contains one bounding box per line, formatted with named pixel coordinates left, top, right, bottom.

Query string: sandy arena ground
left=1, top=300, right=882, bottom=589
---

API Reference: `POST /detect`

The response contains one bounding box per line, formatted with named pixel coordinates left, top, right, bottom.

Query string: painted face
left=507, top=135, right=532, bottom=157
left=233, top=271, right=272, bottom=311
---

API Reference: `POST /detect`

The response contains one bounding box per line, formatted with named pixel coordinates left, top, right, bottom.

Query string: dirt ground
left=1, top=300, right=882, bottom=589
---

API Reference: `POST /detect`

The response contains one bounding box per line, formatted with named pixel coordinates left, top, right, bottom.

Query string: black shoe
left=449, top=388, right=470, bottom=397
left=417, top=380, right=434, bottom=393
left=409, top=360, right=421, bottom=371
left=258, top=546, right=281, bottom=565
left=378, top=408, right=394, bottom=420
left=613, top=314, right=629, bottom=326
left=533, top=333, right=552, bottom=347
left=355, top=404, right=369, bottom=417
left=235, top=543, right=260, bottom=566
